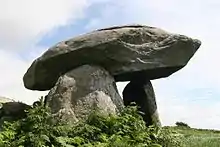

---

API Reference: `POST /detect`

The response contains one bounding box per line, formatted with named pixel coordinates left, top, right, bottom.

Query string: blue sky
left=1, top=0, right=220, bottom=129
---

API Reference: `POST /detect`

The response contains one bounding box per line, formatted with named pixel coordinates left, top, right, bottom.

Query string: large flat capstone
left=23, top=24, right=201, bottom=90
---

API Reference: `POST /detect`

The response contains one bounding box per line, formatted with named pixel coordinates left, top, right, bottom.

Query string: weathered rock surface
left=0, top=102, right=31, bottom=118
left=45, top=65, right=124, bottom=122
left=23, top=24, right=201, bottom=90
left=0, top=96, right=14, bottom=108
left=0, top=101, right=31, bottom=130
left=123, top=75, right=161, bottom=126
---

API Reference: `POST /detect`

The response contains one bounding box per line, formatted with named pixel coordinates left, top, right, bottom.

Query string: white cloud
left=0, top=50, right=48, bottom=104
left=0, top=0, right=89, bottom=50
left=0, top=0, right=91, bottom=104
left=155, top=85, right=220, bottom=130
left=1, top=0, right=220, bottom=130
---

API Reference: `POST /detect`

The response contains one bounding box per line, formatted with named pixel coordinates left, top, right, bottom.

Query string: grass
left=166, top=126, right=220, bottom=147
left=1, top=97, right=220, bottom=147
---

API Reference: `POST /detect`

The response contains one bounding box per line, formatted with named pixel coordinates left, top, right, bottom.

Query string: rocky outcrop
left=0, top=101, right=31, bottom=130
left=0, top=102, right=31, bottom=118
left=23, top=24, right=201, bottom=127
left=23, top=24, right=201, bottom=91
left=123, top=75, right=161, bottom=126
left=45, top=65, right=124, bottom=122
left=0, top=96, right=14, bottom=108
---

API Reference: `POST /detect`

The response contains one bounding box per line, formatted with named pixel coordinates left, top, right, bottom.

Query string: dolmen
left=23, top=24, right=201, bottom=126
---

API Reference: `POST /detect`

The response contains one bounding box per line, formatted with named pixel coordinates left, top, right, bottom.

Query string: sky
left=0, top=0, right=220, bottom=130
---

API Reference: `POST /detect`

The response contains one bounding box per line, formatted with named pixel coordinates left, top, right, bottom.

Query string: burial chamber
left=23, top=24, right=201, bottom=126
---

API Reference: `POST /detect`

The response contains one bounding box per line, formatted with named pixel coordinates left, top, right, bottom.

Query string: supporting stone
left=45, top=65, right=124, bottom=123
left=122, top=76, right=161, bottom=126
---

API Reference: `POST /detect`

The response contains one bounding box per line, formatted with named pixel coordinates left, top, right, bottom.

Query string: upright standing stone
left=46, top=65, right=124, bottom=122
left=123, top=75, right=161, bottom=126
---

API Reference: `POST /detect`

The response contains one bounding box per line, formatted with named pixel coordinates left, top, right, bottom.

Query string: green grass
left=1, top=96, right=220, bottom=147
left=166, top=126, right=220, bottom=147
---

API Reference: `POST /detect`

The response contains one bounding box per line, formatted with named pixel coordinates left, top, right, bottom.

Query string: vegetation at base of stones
left=175, top=121, right=191, bottom=128
left=0, top=97, right=182, bottom=147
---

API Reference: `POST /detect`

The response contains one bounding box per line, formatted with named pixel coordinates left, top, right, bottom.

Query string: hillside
left=1, top=98, right=220, bottom=147
left=166, top=126, right=220, bottom=147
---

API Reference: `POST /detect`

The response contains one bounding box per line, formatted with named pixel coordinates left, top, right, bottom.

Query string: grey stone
left=45, top=65, right=124, bottom=122
left=0, top=96, right=14, bottom=108
left=23, top=24, right=201, bottom=90
left=0, top=102, right=31, bottom=130
left=0, top=102, right=31, bottom=118
left=123, top=75, right=161, bottom=126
